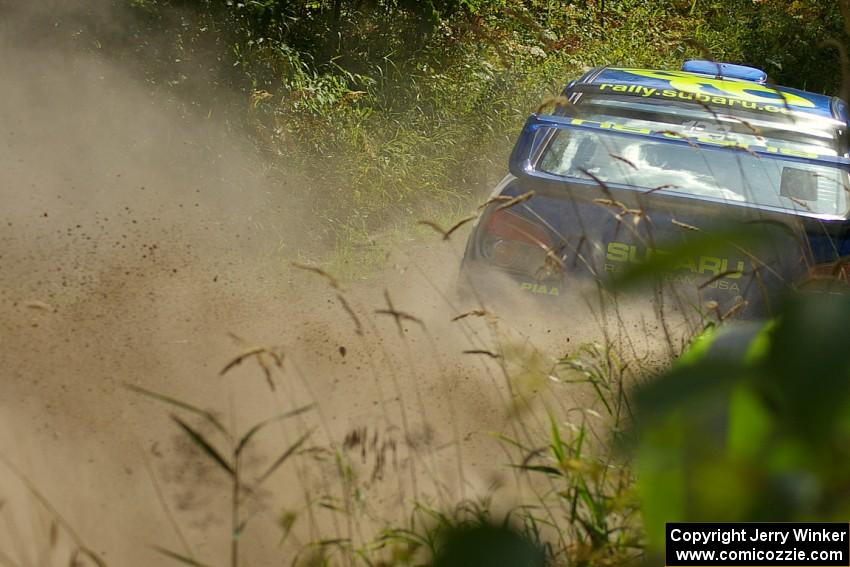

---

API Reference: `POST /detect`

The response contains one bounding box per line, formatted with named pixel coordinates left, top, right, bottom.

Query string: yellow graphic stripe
left=617, top=68, right=817, bottom=109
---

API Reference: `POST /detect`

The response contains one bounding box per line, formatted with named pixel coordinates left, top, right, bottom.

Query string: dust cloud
left=0, top=3, right=571, bottom=565
left=0, top=3, right=680, bottom=565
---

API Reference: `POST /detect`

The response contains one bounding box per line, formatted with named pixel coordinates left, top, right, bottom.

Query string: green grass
left=87, top=1, right=843, bottom=276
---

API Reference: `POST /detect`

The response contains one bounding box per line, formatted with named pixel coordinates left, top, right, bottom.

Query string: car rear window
left=537, top=94, right=850, bottom=217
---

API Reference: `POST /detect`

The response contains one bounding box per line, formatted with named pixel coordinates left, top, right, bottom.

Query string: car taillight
left=480, top=209, right=552, bottom=273
left=485, top=209, right=552, bottom=247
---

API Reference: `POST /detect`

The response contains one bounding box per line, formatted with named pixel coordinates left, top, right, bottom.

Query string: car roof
left=578, top=66, right=842, bottom=122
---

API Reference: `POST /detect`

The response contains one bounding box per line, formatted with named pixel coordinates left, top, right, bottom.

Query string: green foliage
left=375, top=499, right=547, bottom=566
left=49, top=0, right=844, bottom=256
left=634, top=294, right=850, bottom=551
left=432, top=523, right=546, bottom=567
left=488, top=343, right=645, bottom=566
left=77, top=0, right=850, bottom=255
left=717, top=0, right=846, bottom=92
left=127, top=381, right=314, bottom=566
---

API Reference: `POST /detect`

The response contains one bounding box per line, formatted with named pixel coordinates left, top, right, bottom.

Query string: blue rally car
left=460, top=60, right=850, bottom=318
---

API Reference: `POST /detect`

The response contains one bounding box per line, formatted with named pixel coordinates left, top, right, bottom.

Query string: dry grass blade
left=290, top=261, right=342, bottom=291
left=593, top=198, right=627, bottom=211
left=720, top=298, right=748, bottom=321
left=374, top=308, right=424, bottom=325
left=592, top=191, right=645, bottom=226
left=220, top=347, right=265, bottom=375
left=219, top=347, right=283, bottom=391
left=478, top=195, right=513, bottom=209
left=417, top=220, right=448, bottom=237
left=235, top=405, right=315, bottom=456
left=726, top=116, right=762, bottom=136
left=656, top=130, right=700, bottom=149
left=698, top=270, right=745, bottom=290
left=442, top=214, right=477, bottom=240
left=451, top=309, right=491, bottom=322
left=693, top=99, right=721, bottom=122
left=152, top=546, right=213, bottom=567
left=535, top=94, right=572, bottom=114
left=578, top=168, right=615, bottom=199
left=227, top=348, right=283, bottom=373
left=730, top=144, right=759, bottom=158
left=462, top=349, right=501, bottom=359
left=608, top=153, right=638, bottom=170
left=671, top=218, right=700, bottom=231
left=257, top=430, right=313, bottom=485
left=519, top=446, right=550, bottom=468
left=645, top=184, right=680, bottom=195
left=255, top=351, right=281, bottom=391
left=375, top=290, right=424, bottom=335
left=124, top=383, right=229, bottom=439
left=543, top=246, right=566, bottom=274
left=704, top=300, right=722, bottom=320
left=626, top=210, right=645, bottom=226
left=374, top=308, right=424, bottom=329
left=417, top=214, right=477, bottom=240
left=171, top=415, right=234, bottom=477
left=336, top=293, right=364, bottom=336
left=495, top=191, right=535, bottom=211
left=788, top=197, right=813, bottom=211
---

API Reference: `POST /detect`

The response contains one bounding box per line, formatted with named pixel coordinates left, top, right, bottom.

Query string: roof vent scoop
left=681, top=60, right=768, bottom=84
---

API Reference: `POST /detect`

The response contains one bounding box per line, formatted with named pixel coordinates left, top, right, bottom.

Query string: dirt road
left=0, top=30, right=601, bottom=566
left=0, top=3, right=695, bottom=562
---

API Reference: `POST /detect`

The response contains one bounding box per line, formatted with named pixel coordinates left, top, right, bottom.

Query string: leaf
left=124, top=383, right=229, bottom=439
left=726, top=385, right=772, bottom=460
left=549, top=414, right=566, bottom=465
left=633, top=360, right=741, bottom=423
left=257, top=430, right=312, bottom=484
left=171, top=415, right=234, bottom=477
left=574, top=424, right=586, bottom=461
left=510, top=464, right=563, bottom=476
left=289, top=261, right=341, bottom=290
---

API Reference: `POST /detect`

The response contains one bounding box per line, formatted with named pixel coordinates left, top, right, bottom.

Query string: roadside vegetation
left=60, top=0, right=847, bottom=273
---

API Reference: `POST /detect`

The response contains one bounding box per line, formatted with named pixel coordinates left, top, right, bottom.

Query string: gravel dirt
left=0, top=23, right=570, bottom=567
left=0, top=5, right=683, bottom=565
